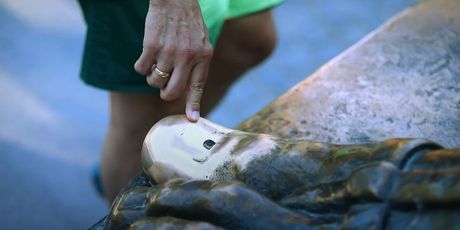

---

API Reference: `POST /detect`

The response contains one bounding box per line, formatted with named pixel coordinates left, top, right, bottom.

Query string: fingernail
left=191, top=111, right=200, bottom=121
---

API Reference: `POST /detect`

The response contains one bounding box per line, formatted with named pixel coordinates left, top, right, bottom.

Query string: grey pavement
left=0, top=0, right=417, bottom=229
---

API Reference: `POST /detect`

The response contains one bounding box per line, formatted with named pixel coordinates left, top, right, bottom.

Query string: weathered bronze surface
left=95, top=116, right=460, bottom=229
left=130, top=217, right=224, bottom=230
left=93, top=142, right=460, bottom=229
left=141, top=115, right=446, bottom=201
left=90, top=0, right=460, bottom=228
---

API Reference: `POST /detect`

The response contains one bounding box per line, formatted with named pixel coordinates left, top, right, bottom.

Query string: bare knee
left=108, top=93, right=164, bottom=144
left=109, top=113, right=152, bottom=140
left=240, top=30, right=277, bottom=67
left=215, top=10, right=277, bottom=69
left=107, top=92, right=186, bottom=140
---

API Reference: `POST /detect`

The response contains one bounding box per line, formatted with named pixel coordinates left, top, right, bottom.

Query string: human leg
left=202, top=10, right=278, bottom=111
left=100, top=93, right=185, bottom=202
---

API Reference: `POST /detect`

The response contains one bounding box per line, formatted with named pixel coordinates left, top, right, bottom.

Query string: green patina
left=333, top=144, right=381, bottom=158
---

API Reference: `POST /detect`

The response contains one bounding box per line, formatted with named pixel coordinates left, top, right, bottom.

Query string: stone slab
left=238, top=0, right=460, bottom=148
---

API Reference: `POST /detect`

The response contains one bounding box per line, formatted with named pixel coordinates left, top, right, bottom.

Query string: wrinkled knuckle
left=163, top=46, right=176, bottom=56
left=161, top=90, right=180, bottom=101
left=189, top=102, right=201, bottom=109
left=146, top=77, right=160, bottom=87
left=134, top=61, right=147, bottom=75
left=160, top=92, right=171, bottom=101
left=144, top=40, right=161, bottom=52
left=202, top=46, right=214, bottom=60
left=179, top=48, right=194, bottom=62
left=191, top=82, right=205, bottom=92
left=146, top=77, right=157, bottom=88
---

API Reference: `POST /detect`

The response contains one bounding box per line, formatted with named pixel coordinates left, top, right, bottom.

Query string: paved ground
left=0, top=0, right=416, bottom=229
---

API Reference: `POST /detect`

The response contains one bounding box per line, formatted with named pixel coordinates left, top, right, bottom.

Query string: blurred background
left=0, top=0, right=417, bottom=229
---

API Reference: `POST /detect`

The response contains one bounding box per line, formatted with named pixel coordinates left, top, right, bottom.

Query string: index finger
left=185, top=62, right=209, bottom=122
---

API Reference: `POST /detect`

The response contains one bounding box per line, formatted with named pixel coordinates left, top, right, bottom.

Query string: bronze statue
left=91, top=116, right=460, bottom=230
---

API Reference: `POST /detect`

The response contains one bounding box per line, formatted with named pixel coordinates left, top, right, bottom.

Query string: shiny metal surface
left=141, top=115, right=278, bottom=183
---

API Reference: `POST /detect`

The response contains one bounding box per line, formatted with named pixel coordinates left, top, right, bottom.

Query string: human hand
left=134, top=0, right=213, bottom=122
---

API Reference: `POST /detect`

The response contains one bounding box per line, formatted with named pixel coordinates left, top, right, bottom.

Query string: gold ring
left=154, top=66, right=171, bottom=78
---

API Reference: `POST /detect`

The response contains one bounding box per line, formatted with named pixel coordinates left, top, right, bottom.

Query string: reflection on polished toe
left=141, top=115, right=279, bottom=184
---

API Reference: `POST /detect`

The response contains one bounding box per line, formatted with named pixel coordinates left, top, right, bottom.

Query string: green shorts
left=78, top=0, right=283, bottom=93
